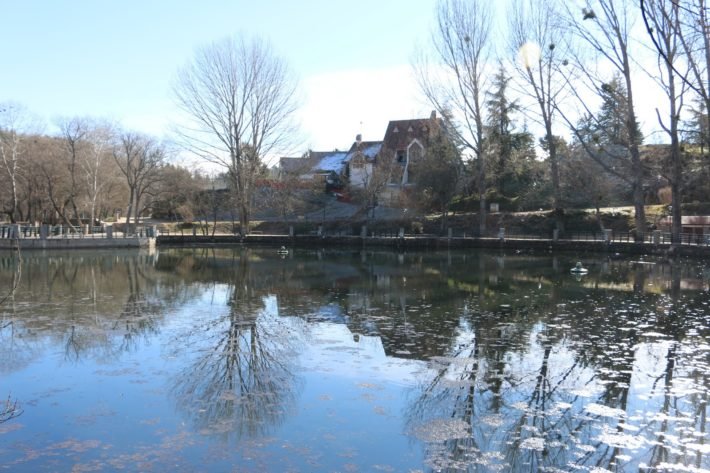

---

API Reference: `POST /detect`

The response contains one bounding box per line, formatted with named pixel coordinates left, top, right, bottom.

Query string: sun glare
left=518, top=42, right=541, bottom=69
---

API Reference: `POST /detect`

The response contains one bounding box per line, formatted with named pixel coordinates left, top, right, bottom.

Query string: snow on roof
left=344, top=141, right=382, bottom=162
left=313, top=151, right=349, bottom=173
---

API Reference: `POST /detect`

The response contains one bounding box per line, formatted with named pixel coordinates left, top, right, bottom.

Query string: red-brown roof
left=382, top=118, right=437, bottom=153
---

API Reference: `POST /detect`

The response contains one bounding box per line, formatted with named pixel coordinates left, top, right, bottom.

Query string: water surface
left=0, top=248, right=709, bottom=472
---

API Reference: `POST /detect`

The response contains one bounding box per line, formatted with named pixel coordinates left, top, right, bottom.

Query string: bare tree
left=643, top=0, right=692, bottom=245
left=57, top=117, right=91, bottom=227
left=0, top=103, right=36, bottom=223
left=81, top=122, right=116, bottom=230
left=415, top=0, right=493, bottom=235
left=38, top=136, right=78, bottom=229
left=112, top=132, right=165, bottom=233
left=173, top=34, right=299, bottom=234
left=0, top=394, right=22, bottom=424
left=682, top=0, right=710, bottom=152
left=509, top=0, right=567, bottom=234
left=643, top=0, right=710, bottom=149
left=355, top=152, right=398, bottom=221
left=562, top=0, right=648, bottom=239
left=410, top=127, right=463, bottom=231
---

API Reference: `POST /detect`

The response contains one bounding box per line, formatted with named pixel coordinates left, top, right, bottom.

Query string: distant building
left=279, top=150, right=348, bottom=190
left=278, top=111, right=445, bottom=202
left=380, top=111, right=441, bottom=189
left=659, top=215, right=710, bottom=241
left=344, top=136, right=382, bottom=189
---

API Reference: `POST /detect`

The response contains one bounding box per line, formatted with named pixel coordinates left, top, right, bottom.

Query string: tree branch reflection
left=170, top=252, right=305, bottom=441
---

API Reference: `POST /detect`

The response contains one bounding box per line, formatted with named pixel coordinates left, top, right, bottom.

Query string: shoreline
left=1, top=233, right=708, bottom=258
left=156, top=234, right=710, bottom=258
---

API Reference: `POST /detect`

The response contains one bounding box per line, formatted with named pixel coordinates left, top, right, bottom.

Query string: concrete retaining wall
left=156, top=234, right=710, bottom=258
left=0, top=237, right=154, bottom=251
left=3, top=232, right=708, bottom=257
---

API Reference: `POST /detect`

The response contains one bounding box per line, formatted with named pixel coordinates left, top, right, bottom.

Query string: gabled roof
left=312, top=151, right=349, bottom=173
left=344, top=140, right=383, bottom=163
left=280, top=151, right=349, bottom=176
left=279, top=156, right=312, bottom=174
left=382, top=117, right=439, bottom=153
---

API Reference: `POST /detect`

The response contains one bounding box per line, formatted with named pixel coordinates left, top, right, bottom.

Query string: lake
left=0, top=247, right=708, bottom=472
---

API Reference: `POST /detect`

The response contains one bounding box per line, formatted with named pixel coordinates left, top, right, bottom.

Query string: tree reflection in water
left=1, top=249, right=709, bottom=471
left=170, top=252, right=305, bottom=441
left=404, top=256, right=710, bottom=472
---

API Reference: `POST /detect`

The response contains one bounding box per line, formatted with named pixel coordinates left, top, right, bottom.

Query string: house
left=380, top=111, right=441, bottom=189
left=279, top=111, right=445, bottom=203
left=279, top=150, right=349, bottom=190
left=343, top=135, right=382, bottom=188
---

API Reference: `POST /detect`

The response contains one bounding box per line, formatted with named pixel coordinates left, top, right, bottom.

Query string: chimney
left=356, top=133, right=362, bottom=144
left=430, top=110, right=437, bottom=120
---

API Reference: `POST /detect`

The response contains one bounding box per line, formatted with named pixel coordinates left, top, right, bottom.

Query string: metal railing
left=18, top=222, right=704, bottom=247
left=0, top=225, right=155, bottom=239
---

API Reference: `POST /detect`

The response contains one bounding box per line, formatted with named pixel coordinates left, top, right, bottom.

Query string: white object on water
left=570, top=261, right=588, bottom=274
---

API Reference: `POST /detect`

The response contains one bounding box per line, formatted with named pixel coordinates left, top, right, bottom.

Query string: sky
left=0, top=0, right=440, bottom=163
left=1, top=0, right=675, bottom=170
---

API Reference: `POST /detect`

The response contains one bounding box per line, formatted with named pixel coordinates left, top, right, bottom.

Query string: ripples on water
left=0, top=248, right=708, bottom=472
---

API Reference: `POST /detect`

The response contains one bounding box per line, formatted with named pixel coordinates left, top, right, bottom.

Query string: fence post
left=553, top=229, right=559, bottom=241
left=448, top=228, right=453, bottom=239
left=289, top=225, right=294, bottom=237
left=361, top=225, right=367, bottom=238
left=399, top=227, right=404, bottom=238
left=604, top=229, right=612, bottom=243
left=498, top=227, right=505, bottom=241
left=106, top=225, right=113, bottom=239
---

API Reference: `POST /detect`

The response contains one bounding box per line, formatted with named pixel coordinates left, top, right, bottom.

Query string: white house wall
left=350, top=163, right=372, bottom=188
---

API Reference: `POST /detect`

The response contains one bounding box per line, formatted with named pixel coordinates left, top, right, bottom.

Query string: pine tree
left=485, top=64, right=517, bottom=196
left=589, top=74, right=643, bottom=147
left=484, top=65, right=538, bottom=209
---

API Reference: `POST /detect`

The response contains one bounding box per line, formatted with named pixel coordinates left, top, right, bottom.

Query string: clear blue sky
left=1, top=0, right=438, bottom=154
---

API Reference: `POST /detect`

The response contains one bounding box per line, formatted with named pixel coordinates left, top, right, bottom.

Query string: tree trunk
left=670, top=127, right=683, bottom=245
left=625, top=63, right=647, bottom=241
left=133, top=194, right=140, bottom=232
left=125, top=188, right=135, bottom=237
left=631, top=153, right=647, bottom=241
left=547, top=122, right=564, bottom=236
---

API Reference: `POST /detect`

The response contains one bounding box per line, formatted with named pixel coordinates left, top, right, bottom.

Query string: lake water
left=0, top=248, right=709, bottom=472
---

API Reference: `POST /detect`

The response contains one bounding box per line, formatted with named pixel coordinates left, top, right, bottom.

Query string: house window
left=396, top=150, right=406, bottom=163
left=408, top=142, right=423, bottom=162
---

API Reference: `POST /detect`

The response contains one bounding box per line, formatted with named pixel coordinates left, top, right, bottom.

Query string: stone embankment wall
left=0, top=224, right=155, bottom=251
left=156, top=234, right=710, bottom=258
left=0, top=237, right=154, bottom=251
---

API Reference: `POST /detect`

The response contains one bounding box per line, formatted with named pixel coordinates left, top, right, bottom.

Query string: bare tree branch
left=173, top=34, right=300, bottom=233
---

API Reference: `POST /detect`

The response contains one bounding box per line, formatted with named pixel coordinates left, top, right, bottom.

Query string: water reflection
left=169, top=250, right=305, bottom=441
left=0, top=249, right=708, bottom=471
left=0, top=251, right=194, bottom=366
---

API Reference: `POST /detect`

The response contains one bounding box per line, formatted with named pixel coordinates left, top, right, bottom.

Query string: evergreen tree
left=485, top=64, right=517, bottom=196
left=484, top=65, right=539, bottom=210
left=684, top=101, right=709, bottom=154
left=577, top=73, right=643, bottom=148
